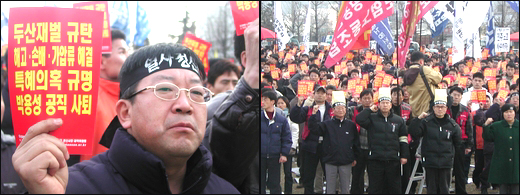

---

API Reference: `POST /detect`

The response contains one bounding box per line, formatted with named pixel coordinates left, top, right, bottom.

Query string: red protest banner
left=8, top=7, right=104, bottom=155
left=230, top=1, right=259, bottom=35
left=297, top=80, right=308, bottom=97
left=73, top=1, right=111, bottom=54
left=397, top=1, right=438, bottom=68
left=182, top=32, right=212, bottom=77
left=324, top=1, right=394, bottom=68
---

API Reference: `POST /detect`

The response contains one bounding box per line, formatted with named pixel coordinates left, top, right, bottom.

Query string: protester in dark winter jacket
left=11, top=43, right=242, bottom=194
left=260, top=91, right=292, bottom=194
left=309, top=100, right=360, bottom=194
left=355, top=88, right=409, bottom=194
left=409, top=89, right=462, bottom=194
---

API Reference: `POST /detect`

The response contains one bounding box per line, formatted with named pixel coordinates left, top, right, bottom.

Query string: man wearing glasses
left=11, top=43, right=241, bottom=194
left=409, top=89, right=462, bottom=194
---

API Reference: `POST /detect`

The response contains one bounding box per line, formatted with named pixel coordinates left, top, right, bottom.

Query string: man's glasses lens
left=154, top=83, right=211, bottom=103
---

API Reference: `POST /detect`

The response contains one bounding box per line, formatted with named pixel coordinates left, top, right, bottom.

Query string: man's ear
left=101, top=56, right=108, bottom=71
left=241, top=50, right=247, bottom=68
left=115, top=99, right=132, bottom=129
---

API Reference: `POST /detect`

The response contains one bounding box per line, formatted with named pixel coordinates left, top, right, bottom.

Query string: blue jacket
left=66, top=128, right=239, bottom=194
left=261, top=109, right=292, bottom=158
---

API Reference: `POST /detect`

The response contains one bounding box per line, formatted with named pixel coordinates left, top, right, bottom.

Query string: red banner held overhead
left=8, top=7, right=104, bottom=155
left=73, top=1, right=111, bottom=54
left=230, top=1, right=259, bottom=36
left=397, top=1, right=438, bottom=68
left=324, top=1, right=394, bottom=68
left=182, top=32, right=212, bottom=77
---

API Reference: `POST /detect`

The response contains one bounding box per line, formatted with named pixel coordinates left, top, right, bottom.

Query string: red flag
left=397, top=1, right=438, bottom=68
left=182, top=32, right=212, bottom=77
left=324, top=1, right=394, bottom=68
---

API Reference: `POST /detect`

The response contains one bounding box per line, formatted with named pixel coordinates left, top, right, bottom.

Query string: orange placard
left=314, top=59, right=320, bottom=66
left=373, top=91, right=379, bottom=104
left=342, top=67, right=349, bottom=75
left=292, top=47, right=297, bottom=54
left=392, top=52, right=397, bottom=60
left=372, top=55, right=378, bottom=63
left=300, top=45, right=305, bottom=51
left=501, top=61, right=507, bottom=72
left=301, top=63, right=308, bottom=72
left=366, top=51, right=372, bottom=60
left=471, top=90, right=487, bottom=103
left=230, top=1, right=259, bottom=35
left=487, top=78, right=497, bottom=93
left=270, top=64, right=276, bottom=72
left=377, top=57, right=383, bottom=65
left=334, top=65, right=341, bottom=74
left=373, top=76, right=383, bottom=89
left=330, top=78, right=340, bottom=87
left=443, top=76, right=452, bottom=85
left=288, top=64, right=296, bottom=74
left=483, top=68, right=493, bottom=78
left=323, top=45, right=329, bottom=51
left=448, top=48, right=452, bottom=54
left=278, top=51, right=284, bottom=59
left=347, top=78, right=358, bottom=92
left=463, top=67, right=470, bottom=75
left=482, top=48, right=489, bottom=60
left=340, top=61, right=347, bottom=70
left=382, top=74, right=393, bottom=87
left=297, top=81, right=308, bottom=97
left=459, top=76, right=468, bottom=88
left=353, top=84, right=364, bottom=97
left=182, top=32, right=213, bottom=76
left=320, top=80, right=327, bottom=87
left=498, top=79, right=507, bottom=89
left=285, top=52, right=293, bottom=60
left=363, top=73, right=369, bottom=82
left=375, top=65, right=383, bottom=71
left=73, top=1, right=111, bottom=54
left=8, top=7, right=104, bottom=155
left=448, top=56, right=452, bottom=65
left=433, top=66, right=440, bottom=73
left=346, top=52, right=354, bottom=60
left=466, top=61, right=473, bottom=67
left=271, top=68, right=280, bottom=80
left=471, top=66, right=479, bottom=74
left=282, top=71, right=290, bottom=79
left=392, top=59, right=397, bottom=66
left=318, top=52, right=324, bottom=60
left=497, top=89, right=510, bottom=100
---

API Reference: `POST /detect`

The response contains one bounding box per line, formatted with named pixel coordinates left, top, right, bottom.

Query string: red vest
left=471, top=111, right=484, bottom=149
left=447, top=108, right=470, bottom=139
left=302, top=105, right=334, bottom=140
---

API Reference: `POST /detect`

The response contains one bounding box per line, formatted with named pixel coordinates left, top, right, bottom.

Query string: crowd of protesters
left=261, top=42, right=519, bottom=194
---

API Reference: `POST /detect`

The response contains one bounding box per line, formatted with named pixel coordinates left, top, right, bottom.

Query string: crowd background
left=261, top=1, right=519, bottom=194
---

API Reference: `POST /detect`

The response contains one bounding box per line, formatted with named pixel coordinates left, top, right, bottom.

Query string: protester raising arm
left=355, top=104, right=377, bottom=130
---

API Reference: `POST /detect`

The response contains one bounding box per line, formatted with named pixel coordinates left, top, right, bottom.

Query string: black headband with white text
left=120, top=52, right=202, bottom=98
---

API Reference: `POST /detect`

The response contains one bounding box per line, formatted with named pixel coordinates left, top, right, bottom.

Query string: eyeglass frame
left=123, top=82, right=214, bottom=104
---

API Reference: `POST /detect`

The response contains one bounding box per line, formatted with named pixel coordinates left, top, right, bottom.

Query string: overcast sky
left=1, top=1, right=228, bottom=45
